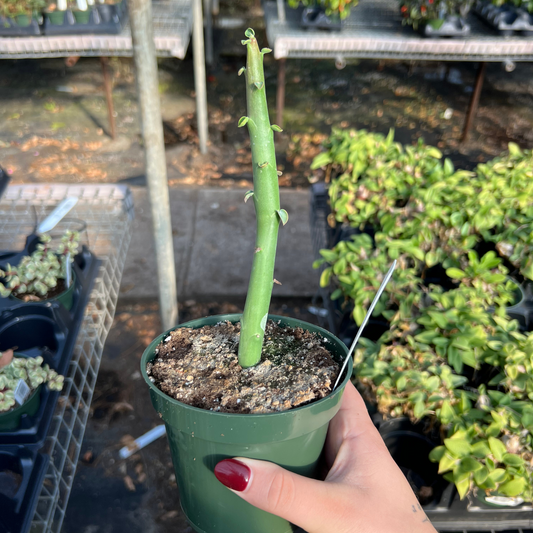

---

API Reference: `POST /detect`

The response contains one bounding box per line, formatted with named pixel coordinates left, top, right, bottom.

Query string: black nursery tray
left=43, top=2, right=127, bottom=35
left=475, top=0, right=533, bottom=35
left=417, top=16, right=471, bottom=38
left=0, top=16, right=41, bottom=36
left=0, top=239, right=100, bottom=447
left=0, top=447, right=49, bottom=533
left=375, top=416, right=533, bottom=530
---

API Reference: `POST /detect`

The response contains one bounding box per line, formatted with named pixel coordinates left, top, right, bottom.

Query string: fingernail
left=214, top=459, right=251, bottom=492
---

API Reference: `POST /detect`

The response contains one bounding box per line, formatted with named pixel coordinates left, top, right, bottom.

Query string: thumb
left=214, top=457, right=346, bottom=533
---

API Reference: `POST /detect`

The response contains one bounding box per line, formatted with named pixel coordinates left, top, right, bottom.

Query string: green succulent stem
left=238, top=29, right=283, bottom=369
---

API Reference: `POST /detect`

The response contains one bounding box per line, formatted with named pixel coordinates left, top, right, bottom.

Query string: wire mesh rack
left=0, top=184, right=134, bottom=533
left=0, top=0, right=192, bottom=59
left=265, top=0, right=533, bottom=61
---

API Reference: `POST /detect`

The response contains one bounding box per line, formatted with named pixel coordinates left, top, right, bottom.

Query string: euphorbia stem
left=238, top=29, right=286, bottom=368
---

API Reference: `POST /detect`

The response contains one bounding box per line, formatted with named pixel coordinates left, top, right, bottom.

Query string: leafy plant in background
left=0, top=0, right=46, bottom=19
left=311, top=129, right=533, bottom=502
left=0, top=353, right=64, bottom=412
left=287, top=0, right=359, bottom=19
left=399, top=0, right=475, bottom=28
left=0, top=231, right=79, bottom=299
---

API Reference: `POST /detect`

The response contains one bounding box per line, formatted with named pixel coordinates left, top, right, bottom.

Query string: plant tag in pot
left=14, top=379, right=31, bottom=405
left=485, top=495, right=524, bottom=507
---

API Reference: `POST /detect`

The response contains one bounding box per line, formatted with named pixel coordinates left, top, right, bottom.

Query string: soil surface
left=147, top=319, right=340, bottom=414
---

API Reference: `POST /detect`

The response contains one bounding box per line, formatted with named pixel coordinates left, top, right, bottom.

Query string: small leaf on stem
left=271, top=124, right=283, bottom=132
left=238, top=67, right=246, bottom=76
left=244, top=190, right=254, bottom=203
left=238, top=116, right=249, bottom=128
left=276, top=209, right=289, bottom=226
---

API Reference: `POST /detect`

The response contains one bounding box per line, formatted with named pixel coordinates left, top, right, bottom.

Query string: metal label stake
left=333, top=260, right=397, bottom=391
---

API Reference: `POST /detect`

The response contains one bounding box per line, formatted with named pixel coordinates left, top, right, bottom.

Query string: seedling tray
left=0, top=17, right=41, bottom=36
left=417, top=16, right=471, bottom=38
left=43, top=3, right=127, bottom=35
left=0, top=446, right=49, bottom=533
left=475, top=0, right=533, bottom=36
left=0, top=243, right=100, bottom=446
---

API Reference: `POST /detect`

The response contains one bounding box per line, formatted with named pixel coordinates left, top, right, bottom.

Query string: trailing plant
left=0, top=353, right=64, bottom=412
left=0, top=230, right=79, bottom=299
left=287, top=0, right=359, bottom=20
left=237, top=29, right=287, bottom=369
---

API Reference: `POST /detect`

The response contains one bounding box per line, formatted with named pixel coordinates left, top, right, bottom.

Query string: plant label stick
left=333, top=260, right=397, bottom=391
left=38, top=197, right=78, bottom=234
left=14, top=379, right=31, bottom=405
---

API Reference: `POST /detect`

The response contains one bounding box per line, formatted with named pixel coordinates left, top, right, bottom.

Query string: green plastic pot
left=46, top=10, right=65, bottom=25
left=0, top=353, right=41, bottom=432
left=11, top=272, right=76, bottom=311
left=141, top=314, right=352, bottom=533
left=73, top=9, right=91, bottom=23
left=14, top=14, right=31, bottom=26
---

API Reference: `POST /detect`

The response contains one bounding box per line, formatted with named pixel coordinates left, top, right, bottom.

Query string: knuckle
left=266, top=470, right=295, bottom=514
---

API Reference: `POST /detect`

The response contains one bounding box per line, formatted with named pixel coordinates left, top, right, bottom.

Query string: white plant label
left=77, top=0, right=88, bottom=11
left=37, top=197, right=78, bottom=234
left=14, top=379, right=31, bottom=405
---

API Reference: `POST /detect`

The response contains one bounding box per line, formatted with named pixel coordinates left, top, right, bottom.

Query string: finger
left=214, top=457, right=348, bottom=533
left=0, top=349, right=13, bottom=369
left=324, top=380, right=377, bottom=467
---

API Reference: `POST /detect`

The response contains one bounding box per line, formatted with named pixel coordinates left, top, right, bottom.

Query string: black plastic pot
left=417, top=15, right=471, bottom=37
left=379, top=418, right=449, bottom=508
left=142, top=314, right=352, bottom=533
left=0, top=16, right=41, bottom=36
left=475, top=0, right=533, bottom=35
left=43, top=2, right=127, bottom=35
left=300, top=7, right=342, bottom=31
left=0, top=447, right=49, bottom=533
left=0, top=246, right=100, bottom=446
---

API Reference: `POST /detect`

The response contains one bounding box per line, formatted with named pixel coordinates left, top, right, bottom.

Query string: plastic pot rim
left=141, top=313, right=352, bottom=420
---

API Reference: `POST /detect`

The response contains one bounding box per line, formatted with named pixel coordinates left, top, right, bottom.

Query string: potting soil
left=146, top=320, right=340, bottom=414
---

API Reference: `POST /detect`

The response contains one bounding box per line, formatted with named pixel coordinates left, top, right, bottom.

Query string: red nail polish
left=214, top=459, right=251, bottom=492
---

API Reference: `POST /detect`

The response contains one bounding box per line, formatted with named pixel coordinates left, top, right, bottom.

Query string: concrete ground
left=1, top=0, right=533, bottom=530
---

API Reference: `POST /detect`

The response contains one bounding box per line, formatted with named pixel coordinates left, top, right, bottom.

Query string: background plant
left=0, top=0, right=45, bottom=18
left=0, top=230, right=79, bottom=299
left=0, top=353, right=64, bottom=412
left=287, top=0, right=359, bottom=19
left=311, top=130, right=533, bottom=501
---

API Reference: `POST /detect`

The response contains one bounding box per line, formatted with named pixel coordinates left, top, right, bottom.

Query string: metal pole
left=193, top=0, right=209, bottom=154
left=100, top=57, right=117, bottom=140
left=203, top=0, right=214, bottom=66
left=128, top=0, right=178, bottom=330
left=461, top=61, right=486, bottom=143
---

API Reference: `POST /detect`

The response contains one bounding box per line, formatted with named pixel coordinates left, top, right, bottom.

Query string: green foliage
left=0, top=0, right=46, bottom=18
left=312, top=129, right=533, bottom=502
left=399, top=0, right=474, bottom=29
left=0, top=354, right=64, bottom=412
left=287, top=0, right=359, bottom=19
left=0, top=230, right=79, bottom=300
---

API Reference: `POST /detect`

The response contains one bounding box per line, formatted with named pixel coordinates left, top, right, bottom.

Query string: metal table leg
left=276, top=57, right=286, bottom=129
left=100, top=56, right=117, bottom=140
left=461, top=61, right=486, bottom=143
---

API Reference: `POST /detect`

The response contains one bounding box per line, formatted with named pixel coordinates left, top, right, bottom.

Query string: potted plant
left=0, top=349, right=64, bottom=431
left=0, top=230, right=80, bottom=310
left=141, top=29, right=352, bottom=533
left=287, top=0, right=359, bottom=30
left=400, top=0, right=473, bottom=36
left=44, top=0, right=68, bottom=24
left=0, top=0, right=44, bottom=34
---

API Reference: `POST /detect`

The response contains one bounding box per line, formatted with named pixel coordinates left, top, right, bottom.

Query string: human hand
left=214, top=380, right=437, bottom=533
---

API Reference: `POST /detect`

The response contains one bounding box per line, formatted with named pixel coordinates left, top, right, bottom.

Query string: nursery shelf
left=0, top=0, right=192, bottom=58
left=0, top=184, right=134, bottom=533
left=265, top=0, right=533, bottom=61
